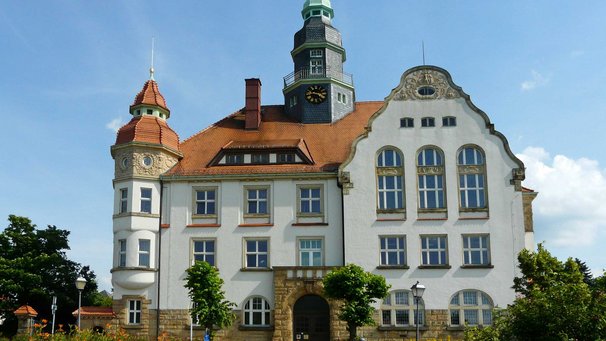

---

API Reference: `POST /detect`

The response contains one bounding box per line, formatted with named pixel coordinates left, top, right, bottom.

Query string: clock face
left=305, top=85, right=327, bottom=104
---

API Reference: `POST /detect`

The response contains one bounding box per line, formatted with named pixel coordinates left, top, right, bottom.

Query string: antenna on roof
left=150, top=37, right=155, bottom=80
left=422, top=41, right=426, bottom=66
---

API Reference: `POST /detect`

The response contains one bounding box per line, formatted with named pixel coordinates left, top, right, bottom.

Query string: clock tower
left=283, top=0, right=355, bottom=123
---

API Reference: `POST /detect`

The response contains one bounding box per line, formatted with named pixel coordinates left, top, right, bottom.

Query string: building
left=110, top=1, right=536, bottom=340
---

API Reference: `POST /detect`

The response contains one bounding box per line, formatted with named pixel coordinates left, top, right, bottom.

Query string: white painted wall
left=158, top=177, right=343, bottom=311
left=342, top=96, right=527, bottom=310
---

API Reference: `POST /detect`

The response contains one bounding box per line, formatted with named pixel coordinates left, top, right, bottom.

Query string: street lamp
left=75, top=277, right=87, bottom=329
left=411, top=281, right=425, bottom=341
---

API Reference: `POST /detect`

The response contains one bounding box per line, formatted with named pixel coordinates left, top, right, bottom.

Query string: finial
left=149, top=37, right=155, bottom=80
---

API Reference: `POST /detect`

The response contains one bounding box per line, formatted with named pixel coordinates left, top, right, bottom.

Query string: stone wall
left=112, top=296, right=151, bottom=339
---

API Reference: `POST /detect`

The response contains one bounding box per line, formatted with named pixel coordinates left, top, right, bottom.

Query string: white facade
left=340, top=67, right=529, bottom=314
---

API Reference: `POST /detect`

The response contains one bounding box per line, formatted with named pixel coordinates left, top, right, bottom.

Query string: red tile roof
left=14, top=305, right=38, bottom=317
left=72, top=306, right=114, bottom=318
left=165, top=102, right=382, bottom=176
left=130, top=80, right=169, bottom=111
left=115, top=116, right=180, bottom=151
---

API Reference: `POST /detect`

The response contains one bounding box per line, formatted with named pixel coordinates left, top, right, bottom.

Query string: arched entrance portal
left=293, top=294, right=330, bottom=341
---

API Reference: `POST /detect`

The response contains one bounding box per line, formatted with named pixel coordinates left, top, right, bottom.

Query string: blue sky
left=1, top=1, right=605, bottom=291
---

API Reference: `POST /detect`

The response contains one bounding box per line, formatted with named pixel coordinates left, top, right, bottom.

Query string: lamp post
left=75, top=277, right=87, bottom=329
left=411, top=281, right=425, bottom=341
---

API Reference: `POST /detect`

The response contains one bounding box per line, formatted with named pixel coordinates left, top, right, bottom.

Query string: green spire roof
left=301, top=0, right=334, bottom=20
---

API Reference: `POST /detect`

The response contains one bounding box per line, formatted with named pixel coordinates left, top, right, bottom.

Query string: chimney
left=245, top=78, right=262, bottom=130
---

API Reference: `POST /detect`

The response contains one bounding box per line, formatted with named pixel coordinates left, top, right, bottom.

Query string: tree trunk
left=348, top=322, right=357, bottom=341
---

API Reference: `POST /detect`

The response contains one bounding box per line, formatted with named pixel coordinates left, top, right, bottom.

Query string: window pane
left=258, top=241, right=268, bottom=252
left=382, top=310, right=391, bottom=325
left=258, top=255, right=267, bottom=267
left=247, top=241, right=256, bottom=252
left=451, top=310, right=460, bottom=325
left=464, top=310, right=478, bottom=325
left=247, top=255, right=257, bottom=267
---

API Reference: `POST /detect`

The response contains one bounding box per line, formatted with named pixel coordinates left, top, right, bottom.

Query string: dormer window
left=226, top=154, right=244, bottom=165
left=251, top=153, right=270, bottom=164
left=277, top=153, right=296, bottom=163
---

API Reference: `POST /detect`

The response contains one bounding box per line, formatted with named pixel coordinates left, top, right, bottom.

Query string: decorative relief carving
left=114, top=148, right=179, bottom=179
left=339, top=171, right=354, bottom=195
left=377, top=168, right=402, bottom=176
left=394, top=69, right=460, bottom=101
left=417, top=166, right=444, bottom=175
left=510, top=167, right=526, bottom=191
left=458, top=165, right=485, bottom=174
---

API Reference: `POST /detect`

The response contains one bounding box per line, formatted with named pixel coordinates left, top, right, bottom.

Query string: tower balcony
left=283, top=67, right=353, bottom=88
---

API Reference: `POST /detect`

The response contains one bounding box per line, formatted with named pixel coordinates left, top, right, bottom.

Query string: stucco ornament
left=394, top=69, right=460, bottom=101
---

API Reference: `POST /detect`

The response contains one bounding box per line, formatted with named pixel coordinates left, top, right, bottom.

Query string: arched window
left=376, top=148, right=404, bottom=211
left=457, top=147, right=487, bottom=209
left=242, top=296, right=271, bottom=326
left=381, top=290, right=424, bottom=327
left=449, top=290, right=493, bottom=327
left=417, top=147, right=445, bottom=210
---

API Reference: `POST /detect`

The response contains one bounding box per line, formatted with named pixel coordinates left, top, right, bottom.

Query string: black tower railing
left=283, top=67, right=354, bottom=88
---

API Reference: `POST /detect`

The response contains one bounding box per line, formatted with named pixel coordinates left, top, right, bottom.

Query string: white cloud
left=521, top=70, right=549, bottom=91
left=106, top=117, right=125, bottom=133
left=517, top=147, right=606, bottom=247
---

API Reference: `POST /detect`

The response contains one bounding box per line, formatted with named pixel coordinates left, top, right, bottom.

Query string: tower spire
left=150, top=37, right=155, bottom=80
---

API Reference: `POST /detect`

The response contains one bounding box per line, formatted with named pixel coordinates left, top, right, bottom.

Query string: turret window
left=140, top=188, right=152, bottom=213
left=119, top=188, right=128, bottom=214
left=310, top=59, right=324, bottom=75
left=118, top=239, right=126, bottom=267
left=310, top=49, right=323, bottom=58
left=146, top=109, right=153, bottom=115
left=138, top=239, right=150, bottom=268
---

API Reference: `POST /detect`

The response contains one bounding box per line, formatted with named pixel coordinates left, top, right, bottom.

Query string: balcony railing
left=283, top=67, right=354, bottom=88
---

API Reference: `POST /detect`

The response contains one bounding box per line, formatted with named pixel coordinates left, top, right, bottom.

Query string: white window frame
left=379, top=236, right=406, bottom=267
left=400, top=117, right=414, bottom=128
left=192, top=239, right=216, bottom=267
left=194, top=188, right=217, bottom=216
left=417, top=148, right=446, bottom=210
left=297, top=185, right=323, bottom=216
left=442, top=116, right=457, bottom=127
left=127, top=299, right=142, bottom=325
left=243, top=296, right=271, bottom=326
left=297, top=238, right=324, bottom=266
left=457, top=147, right=487, bottom=210
left=245, top=187, right=270, bottom=216
left=118, top=239, right=127, bottom=267
left=449, top=290, right=493, bottom=327
left=138, top=239, right=151, bottom=268
left=310, top=59, right=324, bottom=75
left=462, top=235, right=490, bottom=266
left=421, top=117, right=435, bottom=127
left=381, top=290, right=424, bottom=327
left=140, top=187, right=152, bottom=213
left=244, top=238, right=270, bottom=269
left=119, top=188, right=128, bottom=214
left=376, top=148, right=405, bottom=212
left=420, top=235, right=448, bottom=266
left=310, top=49, right=323, bottom=58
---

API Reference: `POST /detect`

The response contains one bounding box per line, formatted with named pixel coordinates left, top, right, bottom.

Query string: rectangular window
left=192, top=239, right=215, bottom=266
left=460, top=174, right=486, bottom=208
left=245, top=239, right=269, bottom=268
left=289, top=96, right=297, bottom=107
left=138, top=239, right=150, bottom=268
left=421, top=117, right=435, bottom=127
left=299, top=187, right=322, bottom=214
left=195, top=189, right=216, bottom=215
left=463, top=235, right=490, bottom=266
left=443, top=116, right=457, bottom=126
left=119, top=239, right=127, bottom=267
left=310, top=49, right=323, bottom=58
left=140, top=188, right=152, bottom=213
left=127, top=300, right=141, bottom=324
left=298, top=239, right=323, bottom=266
left=380, top=236, right=406, bottom=266
left=277, top=153, right=296, bottom=163
left=246, top=188, right=268, bottom=215
left=119, top=188, right=128, bottom=213
left=421, top=235, right=448, bottom=266
left=310, top=59, right=324, bottom=75
left=225, top=154, right=244, bottom=165
left=251, top=153, right=269, bottom=164
left=400, top=117, right=414, bottom=128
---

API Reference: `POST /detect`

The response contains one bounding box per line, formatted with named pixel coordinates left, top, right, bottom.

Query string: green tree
left=465, top=245, right=606, bottom=341
left=184, top=261, right=235, bottom=340
left=0, top=215, right=99, bottom=337
left=322, top=264, right=390, bottom=341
